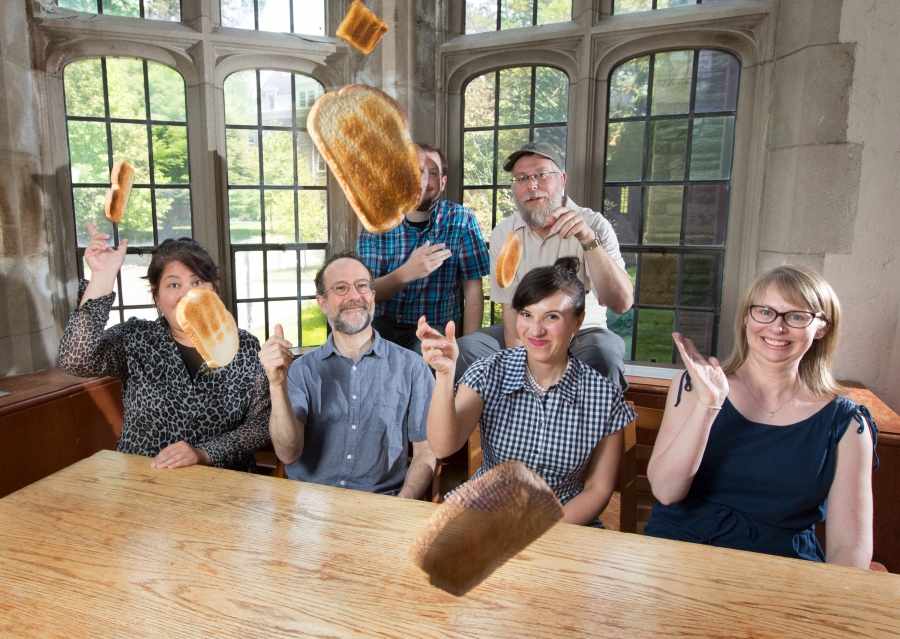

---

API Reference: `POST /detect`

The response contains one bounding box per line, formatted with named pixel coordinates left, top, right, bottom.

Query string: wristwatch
left=581, top=235, right=600, bottom=252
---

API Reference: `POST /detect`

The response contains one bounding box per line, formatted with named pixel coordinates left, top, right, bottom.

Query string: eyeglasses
left=510, top=171, right=559, bottom=185
left=322, top=279, right=374, bottom=296
left=748, top=305, right=825, bottom=328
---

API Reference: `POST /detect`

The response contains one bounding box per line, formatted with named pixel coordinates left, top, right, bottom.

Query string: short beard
left=515, top=188, right=564, bottom=228
left=327, top=300, right=373, bottom=335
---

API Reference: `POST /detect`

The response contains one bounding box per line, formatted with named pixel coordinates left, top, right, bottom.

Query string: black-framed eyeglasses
left=322, top=279, right=374, bottom=296
left=749, top=305, right=825, bottom=328
left=510, top=171, right=559, bottom=185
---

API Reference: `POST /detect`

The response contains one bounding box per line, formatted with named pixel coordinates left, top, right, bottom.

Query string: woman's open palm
left=83, top=221, right=128, bottom=277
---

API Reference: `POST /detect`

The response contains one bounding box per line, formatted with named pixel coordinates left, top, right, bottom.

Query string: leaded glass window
left=604, top=49, right=739, bottom=363
left=466, top=1, right=571, bottom=34
left=614, top=0, right=726, bottom=14
left=220, top=0, right=325, bottom=36
left=64, top=57, right=192, bottom=326
left=57, top=0, right=181, bottom=20
left=224, top=70, right=329, bottom=347
left=462, top=66, right=569, bottom=324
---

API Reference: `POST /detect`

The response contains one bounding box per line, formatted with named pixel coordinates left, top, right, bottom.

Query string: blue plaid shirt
left=454, top=347, right=636, bottom=522
left=357, top=200, right=490, bottom=325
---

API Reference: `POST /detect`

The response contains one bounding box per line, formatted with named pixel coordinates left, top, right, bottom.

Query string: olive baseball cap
left=503, top=141, right=565, bottom=172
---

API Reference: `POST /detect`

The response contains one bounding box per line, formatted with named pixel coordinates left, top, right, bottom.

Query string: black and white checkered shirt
left=456, top=347, right=635, bottom=511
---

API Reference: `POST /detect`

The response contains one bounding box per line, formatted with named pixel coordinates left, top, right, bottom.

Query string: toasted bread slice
left=410, top=461, right=563, bottom=595
left=104, top=160, right=135, bottom=223
left=495, top=232, right=523, bottom=289
left=175, top=288, right=240, bottom=369
left=308, top=85, right=422, bottom=234
left=337, top=0, right=388, bottom=55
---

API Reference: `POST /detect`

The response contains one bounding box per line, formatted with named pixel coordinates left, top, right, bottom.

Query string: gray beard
left=327, top=302, right=373, bottom=335
left=516, top=189, right=564, bottom=228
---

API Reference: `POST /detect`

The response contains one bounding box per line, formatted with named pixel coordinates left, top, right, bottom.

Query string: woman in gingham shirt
left=417, top=257, right=636, bottom=527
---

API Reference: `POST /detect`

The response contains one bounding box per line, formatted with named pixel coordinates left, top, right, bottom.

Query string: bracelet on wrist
left=696, top=400, right=723, bottom=410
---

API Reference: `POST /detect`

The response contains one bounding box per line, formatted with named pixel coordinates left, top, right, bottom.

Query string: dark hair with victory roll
left=512, top=256, right=586, bottom=316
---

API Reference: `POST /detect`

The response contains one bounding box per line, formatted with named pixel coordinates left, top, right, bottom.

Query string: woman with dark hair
left=417, top=257, right=635, bottom=526
left=644, top=265, right=878, bottom=568
left=58, top=222, right=271, bottom=472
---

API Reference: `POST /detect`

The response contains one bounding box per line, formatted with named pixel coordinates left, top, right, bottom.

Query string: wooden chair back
left=634, top=405, right=664, bottom=534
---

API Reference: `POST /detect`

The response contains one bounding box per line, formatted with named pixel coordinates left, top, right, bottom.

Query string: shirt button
left=352, top=366, right=357, bottom=370
left=351, top=424, right=357, bottom=429
left=347, top=454, right=352, bottom=459
left=340, top=480, right=346, bottom=486
left=352, top=395, right=356, bottom=399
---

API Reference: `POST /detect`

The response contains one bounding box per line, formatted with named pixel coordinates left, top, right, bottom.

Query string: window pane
left=685, top=184, right=728, bottom=245
left=299, top=250, right=325, bottom=296
left=224, top=71, right=259, bottom=126
left=229, top=190, right=262, bottom=244
left=464, top=189, right=494, bottom=242
left=106, top=58, right=146, bottom=120
left=615, top=0, right=652, bottom=13
left=605, top=121, right=645, bottom=182
left=609, top=56, right=649, bottom=119
left=111, top=122, right=150, bottom=183
left=465, top=73, right=496, bottom=128
left=269, top=300, right=299, bottom=345
left=238, top=301, right=266, bottom=343
left=292, top=0, right=325, bottom=35
left=681, top=254, right=718, bottom=307
left=264, top=190, right=296, bottom=244
left=123, top=308, right=158, bottom=322
left=690, top=116, right=735, bottom=180
left=258, top=0, right=291, bottom=32
left=64, top=60, right=105, bottom=118
left=68, top=121, right=110, bottom=184
left=648, top=119, right=688, bottom=181
left=537, top=0, right=570, bottom=24
left=144, top=0, right=181, bottom=21
left=464, top=131, right=495, bottom=186
left=604, top=186, right=642, bottom=245
left=639, top=253, right=677, bottom=305
left=607, top=307, right=634, bottom=359
left=221, top=0, right=256, bottom=29
left=296, top=132, right=327, bottom=187
left=235, top=251, right=265, bottom=299
left=534, top=67, right=568, bottom=124
left=643, top=185, right=683, bottom=245
left=301, top=300, right=327, bottom=346
left=651, top=51, right=694, bottom=116
left=152, top=125, right=189, bottom=185
left=497, top=189, right=517, bottom=222
left=263, top=130, right=294, bottom=185
left=534, top=127, right=567, bottom=163
left=226, top=130, right=260, bottom=185
left=295, top=76, right=324, bottom=128
left=147, top=62, right=186, bottom=122
left=260, top=71, right=292, bottom=126
left=695, top=51, right=740, bottom=113
left=676, top=311, right=714, bottom=360
left=658, top=0, right=694, bottom=7
left=466, top=0, right=497, bottom=34
left=635, top=309, right=674, bottom=363
left=116, top=188, right=154, bottom=246
left=120, top=253, right=153, bottom=306
left=298, top=190, right=328, bottom=243
left=498, top=67, right=532, bottom=126
left=497, top=128, right=530, bottom=185
left=73, top=188, right=112, bottom=247
left=501, top=0, right=533, bottom=30
left=59, top=0, right=97, bottom=10
left=103, top=0, right=140, bottom=18
left=156, top=189, right=192, bottom=243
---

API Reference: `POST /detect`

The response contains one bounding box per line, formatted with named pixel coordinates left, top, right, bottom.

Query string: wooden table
left=1, top=451, right=898, bottom=638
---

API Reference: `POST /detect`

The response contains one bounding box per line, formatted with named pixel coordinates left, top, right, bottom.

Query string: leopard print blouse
left=58, top=281, right=271, bottom=472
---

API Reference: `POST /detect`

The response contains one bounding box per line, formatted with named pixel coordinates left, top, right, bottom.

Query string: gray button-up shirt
left=285, top=331, right=433, bottom=495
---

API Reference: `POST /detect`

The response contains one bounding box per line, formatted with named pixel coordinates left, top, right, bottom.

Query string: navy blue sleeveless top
left=645, top=375, right=878, bottom=562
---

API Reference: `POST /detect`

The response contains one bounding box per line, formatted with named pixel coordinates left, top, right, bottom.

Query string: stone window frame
left=441, top=0, right=773, bottom=361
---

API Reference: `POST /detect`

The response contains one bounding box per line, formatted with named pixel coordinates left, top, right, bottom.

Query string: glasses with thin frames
left=511, top=171, right=559, bottom=185
left=748, top=305, right=825, bottom=328
left=322, top=279, right=374, bottom=296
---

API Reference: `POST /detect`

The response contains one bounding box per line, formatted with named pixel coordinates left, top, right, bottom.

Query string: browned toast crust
left=495, top=232, right=523, bottom=289
left=337, top=1, right=388, bottom=55
left=104, top=160, right=135, bottom=223
left=175, top=288, right=240, bottom=368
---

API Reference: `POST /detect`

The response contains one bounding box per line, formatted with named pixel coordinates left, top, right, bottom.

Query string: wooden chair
left=600, top=403, right=637, bottom=532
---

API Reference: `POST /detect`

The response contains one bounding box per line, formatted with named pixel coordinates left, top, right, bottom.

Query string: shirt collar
left=500, top=347, right=580, bottom=404
left=320, top=329, right=386, bottom=361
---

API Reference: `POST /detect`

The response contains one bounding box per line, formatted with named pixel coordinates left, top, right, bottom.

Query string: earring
left=574, top=336, right=580, bottom=348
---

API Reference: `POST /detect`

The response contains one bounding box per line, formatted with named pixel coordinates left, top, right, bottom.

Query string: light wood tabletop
left=1, top=450, right=898, bottom=638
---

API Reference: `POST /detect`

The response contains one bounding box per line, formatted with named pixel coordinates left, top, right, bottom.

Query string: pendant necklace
left=741, top=376, right=801, bottom=417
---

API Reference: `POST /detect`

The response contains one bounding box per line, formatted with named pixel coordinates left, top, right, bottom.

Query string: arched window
left=604, top=49, right=740, bottom=363
left=57, top=0, right=180, bottom=20
left=615, top=0, right=725, bottom=14
left=462, top=65, right=569, bottom=323
left=224, top=70, right=329, bottom=347
left=220, top=0, right=325, bottom=35
left=64, top=57, right=192, bottom=326
left=465, top=1, right=570, bottom=33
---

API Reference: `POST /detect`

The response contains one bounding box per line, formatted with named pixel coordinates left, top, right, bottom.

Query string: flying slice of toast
left=175, top=288, right=240, bottom=368
left=337, top=0, right=388, bottom=55
left=104, top=160, right=135, bottom=223
left=495, top=232, right=523, bottom=289
left=308, top=85, right=422, bottom=234
left=410, top=461, right=563, bottom=595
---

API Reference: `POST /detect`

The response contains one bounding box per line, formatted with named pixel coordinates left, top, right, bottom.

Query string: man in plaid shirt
left=357, top=144, right=490, bottom=354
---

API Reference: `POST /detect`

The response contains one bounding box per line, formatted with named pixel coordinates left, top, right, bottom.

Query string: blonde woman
left=645, top=265, right=878, bottom=568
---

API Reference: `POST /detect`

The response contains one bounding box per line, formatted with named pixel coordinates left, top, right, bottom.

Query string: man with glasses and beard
left=258, top=251, right=437, bottom=498
left=357, top=143, right=489, bottom=354
left=454, top=142, right=634, bottom=389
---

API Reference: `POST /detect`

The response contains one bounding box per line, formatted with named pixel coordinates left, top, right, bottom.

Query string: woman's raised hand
left=673, top=332, right=729, bottom=408
left=417, top=316, right=457, bottom=376
left=83, top=221, right=128, bottom=278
